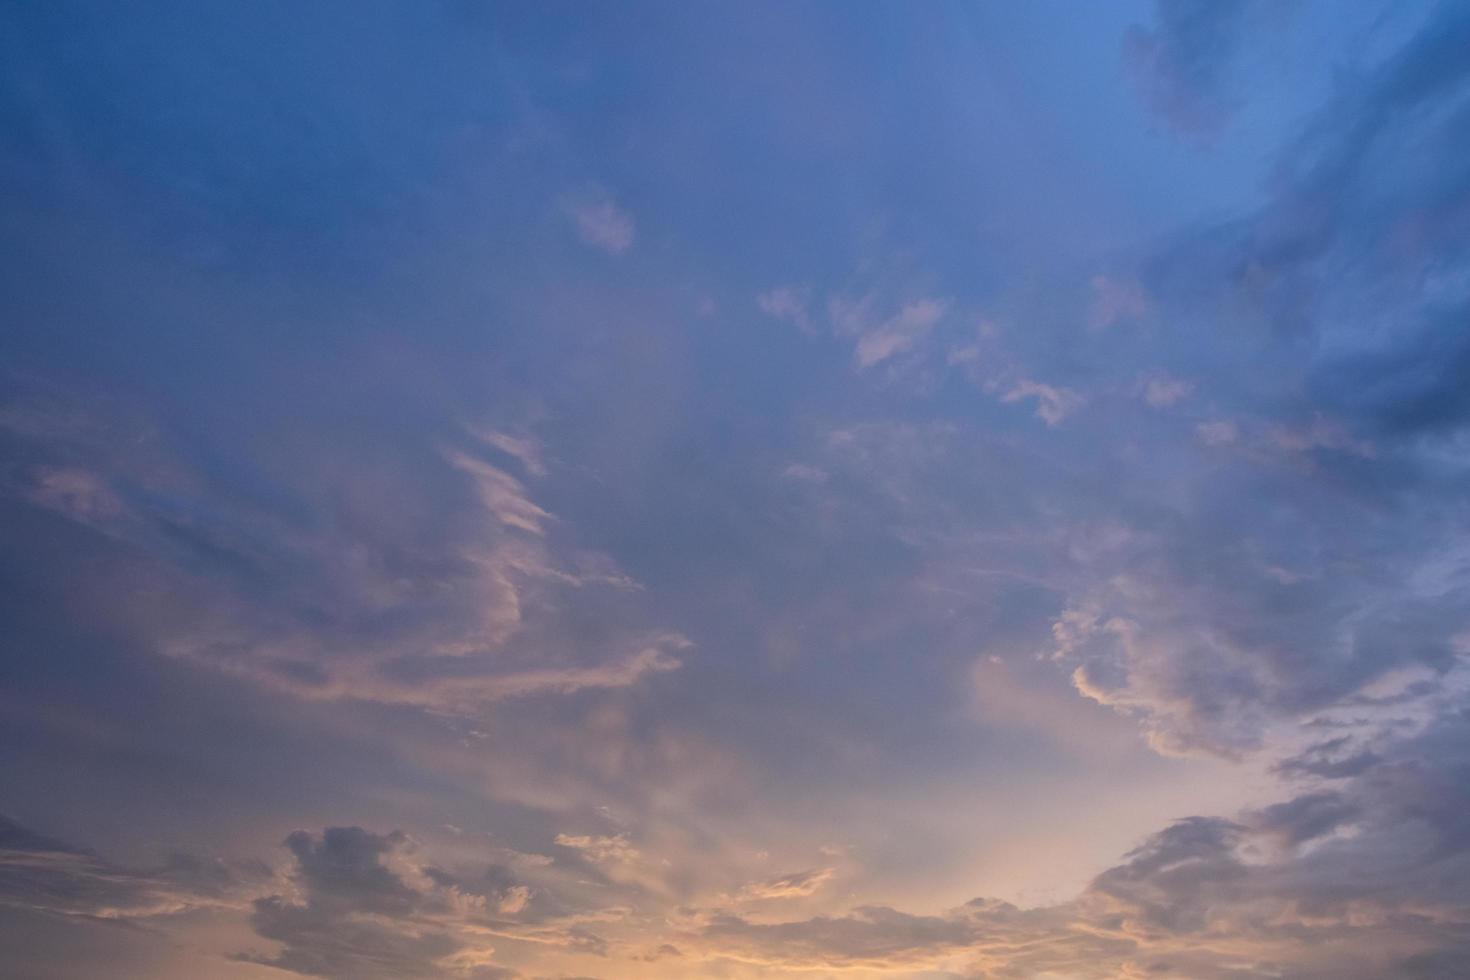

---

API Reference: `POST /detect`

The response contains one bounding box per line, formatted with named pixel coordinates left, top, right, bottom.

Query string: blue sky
left=3, top=2, right=1470, bottom=977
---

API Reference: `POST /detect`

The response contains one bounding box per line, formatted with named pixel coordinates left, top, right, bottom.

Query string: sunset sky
left=3, top=2, right=1470, bottom=978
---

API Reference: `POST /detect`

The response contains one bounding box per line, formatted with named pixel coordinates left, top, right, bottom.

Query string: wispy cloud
left=1123, top=0, right=1262, bottom=141
left=1087, top=274, right=1148, bottom=329
left=738, top=866, right=834, bottom=900
left=448, top=452, right=553, bottom=535
left=1140, top=374, right=1193, bottom=407
left=997, top=377, right=1083, bottom=426
left=830, top=295, right=948, bottom=369
left=756, top=286, right=814, bottom=335
left=563, top=188, right=636, bottom=254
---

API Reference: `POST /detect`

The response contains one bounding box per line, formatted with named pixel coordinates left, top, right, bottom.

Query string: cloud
left=997, top=378, right=1083, bottom=426
left=1123, top=0, right=1259, bottom=140
left=11, top=696, right=1470, bottom=980
left=738, top=867, right=834, bottom=901
left=1053, top=531, right=1470, bottom=757
left=680, top=904, right=990, bottom=971
left=25, top=466, right=125, bottom=525
left=553, top=833, right=639, bottom=866
left=1273, top=737, right=1382, bottom=780
left=6, top=6, right=1470, bottom=979
left=671, top=709, right=1470, bottom=975
left=1088, top=275, right=1149, bottom=330
left=219, top=635, right=690, bottom=712
left=236, top=826, right=589, bottom=980
left=283, top=827, right=421, bottom=915
left=830, top=295, right=948, bottom=369
left=1195, top=419, right=1238, bottom=445
left=756, top=286, right=814, bottom=335
left=779, top=462, right=827, bottom=483
left=1, top=395, right=678, bottom=716
left=238, top=827, right=472, bottom=980
left=471, top=429, right=548, bottom=479
left=1264, top=415, right=1375, bottom=459
left=448, top=453, right=553, bottom=536
left=1049, top=3, right=1470, bottom=759
left=562, top=189, right=635, bottom=255
left=0, top=813, right=270, bottom=923
left=1141, top=375, right=1193, bottom=408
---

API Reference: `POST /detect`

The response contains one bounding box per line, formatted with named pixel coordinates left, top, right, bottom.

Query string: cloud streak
left=563, top=189, right=636, bottom=255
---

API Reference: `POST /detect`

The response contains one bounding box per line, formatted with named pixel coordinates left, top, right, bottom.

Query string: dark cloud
left=0, top=813, right=77, bottom=855
left=1057, top=2, right=1470, bottom=757
left=1124, top=0, right=1261, bottom=139
left=0, top=814, right=584, bottom=979
left=1323, top=306, right=1470, bottom=437
left=284, top=827, right=419, bottom=916
left=1274, top=737, right=1383, bottom=779
left=242, top=897, right=463, bottom=980
left=0, top=812, right=269, bottom=923
left=238, top=827, right=461, bottom=980
left=235, top=825, right=606, bottom=980
left=1248, top=790, right=1359, bottom=846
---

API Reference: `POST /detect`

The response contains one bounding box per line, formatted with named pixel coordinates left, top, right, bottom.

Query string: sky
left=2, top=1, right=1470, bottom=977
